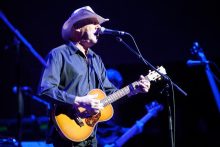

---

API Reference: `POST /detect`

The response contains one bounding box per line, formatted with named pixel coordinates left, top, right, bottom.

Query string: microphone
left=97, top=27, right=129, bottom=36
left=186, top=60, right=209, bottom=67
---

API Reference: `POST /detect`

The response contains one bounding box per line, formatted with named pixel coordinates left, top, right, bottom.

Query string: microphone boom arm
left=116, top=37, right=187, bottom=96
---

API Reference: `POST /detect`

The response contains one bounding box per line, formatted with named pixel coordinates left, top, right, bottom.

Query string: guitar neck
left=101, top=84, right=131, bottom=107
left=101, top=75, right=150, bottom=107
left=114, top=106, right=162, bottom=147
left=114, top=124, right=140, bottom=147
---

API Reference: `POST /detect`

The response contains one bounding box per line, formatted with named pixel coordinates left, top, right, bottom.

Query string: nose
left=96, top=25, right=101, bottom=30
left=95, top=25, right=101, bottom=35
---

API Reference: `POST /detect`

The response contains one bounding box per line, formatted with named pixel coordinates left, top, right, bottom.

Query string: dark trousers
left=51, top=131, right=97, bottom=147
left=52, top=138, right=97, bottom=147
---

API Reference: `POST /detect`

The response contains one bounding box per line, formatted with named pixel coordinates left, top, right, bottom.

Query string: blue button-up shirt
left=38, top=41, right=117, bottom=105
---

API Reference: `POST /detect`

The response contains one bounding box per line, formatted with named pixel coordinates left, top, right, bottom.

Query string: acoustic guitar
left=53, top=66, right=166, bottom=142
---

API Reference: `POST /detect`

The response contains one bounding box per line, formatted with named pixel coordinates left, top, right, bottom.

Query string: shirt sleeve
left=37, top=50, right=75, bottom=105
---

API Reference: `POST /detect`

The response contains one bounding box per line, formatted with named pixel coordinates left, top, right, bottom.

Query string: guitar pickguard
left=85, top=112, right=101, bottom=127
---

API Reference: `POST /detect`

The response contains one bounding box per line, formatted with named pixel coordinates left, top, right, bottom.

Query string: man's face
left=80, top=23, right=100, bottom=47
left=73, top=18, right=101, bottom=48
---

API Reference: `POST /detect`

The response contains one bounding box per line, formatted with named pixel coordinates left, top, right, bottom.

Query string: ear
left=74, top=28, right=81, bottom=33
left=70, top=27, right=83, bottom=42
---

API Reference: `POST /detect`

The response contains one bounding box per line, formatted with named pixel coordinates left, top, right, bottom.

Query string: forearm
left=38, top=86, right=76, bottom=105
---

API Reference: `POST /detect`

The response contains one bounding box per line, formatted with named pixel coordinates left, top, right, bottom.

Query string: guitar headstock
left=145, top=100, right=163, bottom=116
left=147, top=66, right=167, bottom=82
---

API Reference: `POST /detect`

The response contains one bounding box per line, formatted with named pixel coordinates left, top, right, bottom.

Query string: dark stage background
left=0, top=0, right=220, bottom=147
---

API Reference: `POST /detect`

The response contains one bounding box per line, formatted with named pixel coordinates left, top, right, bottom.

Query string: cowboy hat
left=61, top=6, right=109, bottom=41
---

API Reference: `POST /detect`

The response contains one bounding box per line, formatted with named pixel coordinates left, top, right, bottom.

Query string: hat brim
left=62, top=10, right=109, bottom=41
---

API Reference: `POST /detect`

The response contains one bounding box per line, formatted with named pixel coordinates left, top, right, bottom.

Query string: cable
left=209, top=62, right=220, bottom=84
left=210, top=61, right=220, bottom=74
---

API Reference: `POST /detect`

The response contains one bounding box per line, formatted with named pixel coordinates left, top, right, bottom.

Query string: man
left=38, top=6, right=151, bottom=147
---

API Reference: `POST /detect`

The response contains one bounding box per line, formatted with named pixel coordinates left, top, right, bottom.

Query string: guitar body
left=53, top=89, right=114, bottom=142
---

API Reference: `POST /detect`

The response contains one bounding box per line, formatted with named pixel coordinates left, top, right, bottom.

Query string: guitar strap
left=89, top=55, right=105, bottom=134
left=90, top=55, right=105, bottom=92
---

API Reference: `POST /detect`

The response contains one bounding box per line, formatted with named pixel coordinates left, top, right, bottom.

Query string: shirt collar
left=67, top=41, right=95, bottom=57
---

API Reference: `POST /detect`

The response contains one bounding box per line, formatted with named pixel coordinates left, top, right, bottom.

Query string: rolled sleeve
left=38, top=50, right=75, bottom=105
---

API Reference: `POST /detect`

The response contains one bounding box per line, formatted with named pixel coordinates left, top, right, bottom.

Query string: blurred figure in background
left=106, top=68, right=123, bottom=89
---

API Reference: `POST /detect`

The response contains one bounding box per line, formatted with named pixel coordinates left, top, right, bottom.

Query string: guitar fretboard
left=101, top=78, right=148, bottom=106
left=101, top=83, right=135, bottom=106
left=100, top=66, right=165, bottom=107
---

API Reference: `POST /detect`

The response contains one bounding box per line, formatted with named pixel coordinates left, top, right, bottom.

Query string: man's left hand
left=136, top=75, right=151, bottom=93
left=128, top=75, right=151, bottom=97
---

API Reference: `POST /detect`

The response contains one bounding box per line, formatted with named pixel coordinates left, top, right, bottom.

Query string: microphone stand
left=190, top=42, right=220, bottom=112
left=0, top=10, right=47, bottom=147
left=0, top=11, right=47, bottom=67
left=14, top=37, right=23, bottom=147
left=160, top=83, right=175, bottom=147
left=116, top=36, right=187, bottom=147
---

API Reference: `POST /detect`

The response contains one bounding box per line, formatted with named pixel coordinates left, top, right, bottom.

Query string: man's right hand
left=74, top=94, right=104, bottom=113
